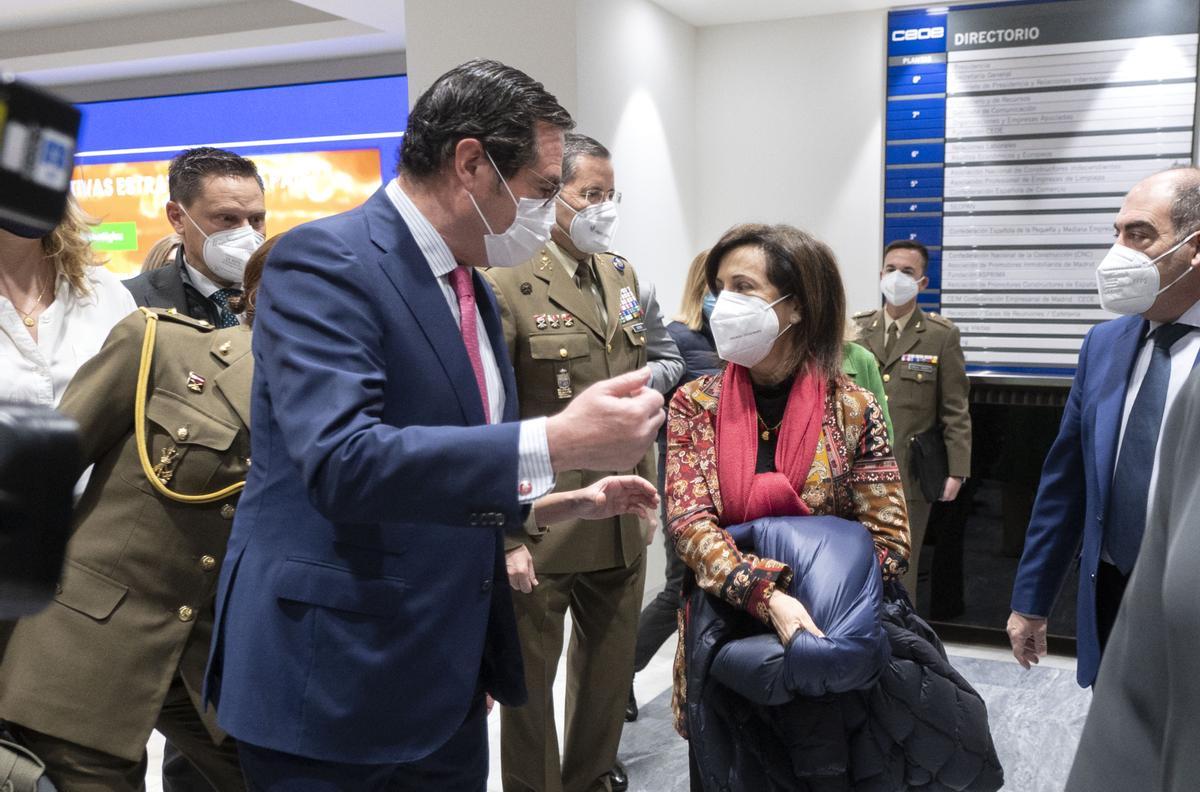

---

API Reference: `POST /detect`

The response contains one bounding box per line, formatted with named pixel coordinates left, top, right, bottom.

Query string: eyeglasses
left=522, top=168, right=563, bottom=208
left=575, top=189, right=622, bottom=206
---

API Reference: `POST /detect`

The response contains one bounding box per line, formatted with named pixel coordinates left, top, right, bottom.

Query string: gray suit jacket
left=639, top=280, right=684, bottom=395
left=1065, top=365, right=1200, bottom=791
left=123, top=249, right=221, bottom=326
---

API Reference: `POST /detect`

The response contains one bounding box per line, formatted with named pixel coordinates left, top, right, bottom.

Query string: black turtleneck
left=752, top=375, right=794, bottom=473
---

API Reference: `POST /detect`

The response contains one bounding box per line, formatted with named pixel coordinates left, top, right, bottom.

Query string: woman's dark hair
left=705, top=223, right=847, bottom=381
left=229, top=234, right=279, bottom=327
left=399, top=58, right=574, bottom=181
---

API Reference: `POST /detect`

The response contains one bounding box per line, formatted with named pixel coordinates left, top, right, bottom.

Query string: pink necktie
left=449, top=265, right=490, bottom=423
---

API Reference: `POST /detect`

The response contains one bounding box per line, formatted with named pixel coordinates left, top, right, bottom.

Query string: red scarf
left=715, top=363, right=825, bottom=526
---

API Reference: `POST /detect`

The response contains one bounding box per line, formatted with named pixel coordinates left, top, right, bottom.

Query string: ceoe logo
left=891, top=26, right=945, bottom=42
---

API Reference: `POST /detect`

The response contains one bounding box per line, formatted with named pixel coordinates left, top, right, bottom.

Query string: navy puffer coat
left=685, top=516, right=1003, bottom=792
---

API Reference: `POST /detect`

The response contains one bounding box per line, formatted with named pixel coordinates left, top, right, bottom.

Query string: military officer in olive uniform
left=485, top=133, right=679, bottom=792
left=854, top=239, right=971, bottom=598
left=0, top=304, right=253, bottom=791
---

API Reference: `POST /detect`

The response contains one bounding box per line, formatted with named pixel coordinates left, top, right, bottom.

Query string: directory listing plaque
left=885, top=0, right=1199, bottom=376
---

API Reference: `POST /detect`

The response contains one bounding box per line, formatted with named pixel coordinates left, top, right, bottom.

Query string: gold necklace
left=757, top=412, right=784, bottom=442
left=10, top=276, right=52, bottom=327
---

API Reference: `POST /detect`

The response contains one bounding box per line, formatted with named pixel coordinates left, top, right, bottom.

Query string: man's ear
left=165, top=201, right=186, bottom=236
left=1189, top=236, right=1200, bottom=269
left=454, top=138, right=489, bottom=192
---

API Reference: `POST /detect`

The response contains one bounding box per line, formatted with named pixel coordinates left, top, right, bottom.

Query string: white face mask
left=180, top=206, right=263, bottom=284
left=710, top=291, right=793, bottom=368
left=559, top=196, right=619, bottom=253
left=1096, top=232, right=1199, bottom=315
left=880, top=270, right=920, bottom=306
left=467, top=150, right=555, bottom=268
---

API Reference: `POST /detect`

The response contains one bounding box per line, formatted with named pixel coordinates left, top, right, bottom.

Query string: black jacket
left=685, top=516, right=1003, bottom=792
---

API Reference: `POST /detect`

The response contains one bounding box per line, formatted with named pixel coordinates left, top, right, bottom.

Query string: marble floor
left=144, top=627, right=1088, bottom=792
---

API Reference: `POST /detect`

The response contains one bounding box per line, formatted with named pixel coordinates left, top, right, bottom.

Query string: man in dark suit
left=204, top=59, right=664, bottom=790
left=1008, top=167, right=1200, bottom=687
left=124, top=146, right=265, bottom=329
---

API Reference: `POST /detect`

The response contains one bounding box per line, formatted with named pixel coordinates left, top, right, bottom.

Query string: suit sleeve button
left=481, top=580, right=493, bottom=592
left=177, top=605, right=195, bottom=622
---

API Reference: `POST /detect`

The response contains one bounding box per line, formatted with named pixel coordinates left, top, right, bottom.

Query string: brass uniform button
left=916, top=373, right=924, bottom=382
left=200, top=555, right=217, bottom=571
left=882, top=374, right=891, bottom=383
left=176, top=427, right=189, bottom=441
left=220, top=504, right=236, bottom=520
left=177, top=605, right=195, bottom=622
left=606, top=342, right=613, bottom=352
left=559, top=348, right=568, bottom=359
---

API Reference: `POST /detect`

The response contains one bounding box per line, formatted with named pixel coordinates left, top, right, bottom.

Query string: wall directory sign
left=885, top=0, right=1199, bottom=377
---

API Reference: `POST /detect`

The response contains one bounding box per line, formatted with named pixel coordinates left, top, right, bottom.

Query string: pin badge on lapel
left=612, top=255, right=626, bottom=273
left=520, top=282, right=533, bottom=295
left=186, top=372, right=206, bottom=393
left=535, top=314, right=548, bottom=330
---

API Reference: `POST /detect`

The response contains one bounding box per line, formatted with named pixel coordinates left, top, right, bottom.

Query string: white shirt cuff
left=517, top=416, right=555, bottom=503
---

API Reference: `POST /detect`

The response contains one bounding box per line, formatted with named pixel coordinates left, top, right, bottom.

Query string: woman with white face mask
left=662, top=223, right=911, bottom=785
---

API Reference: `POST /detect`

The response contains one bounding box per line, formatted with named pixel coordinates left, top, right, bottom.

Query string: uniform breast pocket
left=898, top=363, right=937, bottom=387
left=135, top=388, right=240, bottom=495
left=528, top=333, right=591, bottom=401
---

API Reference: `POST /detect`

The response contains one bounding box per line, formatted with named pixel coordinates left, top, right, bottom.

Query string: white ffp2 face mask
left=1096, top=231, right=1199, bottom=315
left=880, top=270, right=920, bottom=306
left=180, top=206, right=263, bottom=284
left=710, top=291, right=793, bottom=367
left=560, top=197, right=619, bottom=253
left=468, top=150, right=556, bottom=268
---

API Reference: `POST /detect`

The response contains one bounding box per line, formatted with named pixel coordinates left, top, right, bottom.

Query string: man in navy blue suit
left=203, top=59, right=665, bottom=790
left=1008, top=167, right=1200, bottom=688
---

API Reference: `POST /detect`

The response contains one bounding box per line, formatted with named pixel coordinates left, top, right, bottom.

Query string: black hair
left=399, top=58, right=574, bottom=181
left=168, top=147, right=263, bottom=206
left=883, top=238, right=929, bottom=275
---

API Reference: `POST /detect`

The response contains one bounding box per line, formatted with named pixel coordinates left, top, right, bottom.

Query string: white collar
left=384, top=178, right=459, bottom=279
left=181, top=254, right=238, bottom=298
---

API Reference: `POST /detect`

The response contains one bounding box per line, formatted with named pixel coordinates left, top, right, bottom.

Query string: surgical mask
left=709, top=291, right=793, bottom=367
left=558, top=196, right=619, bottom=253
left=702, top=292, right=717, bottom=320
left=468, top=150, right=555, bottom=268
left=180, top=206, right=263, bottom=283
left=880, top=270, right=920, bottom=306
left=1096, top=232, right=1199, bottom=315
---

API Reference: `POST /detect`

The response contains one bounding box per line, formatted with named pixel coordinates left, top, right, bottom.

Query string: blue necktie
left=1105, top=322, right=1193, bottom=574
left=210, top=288, right=243, bottom=329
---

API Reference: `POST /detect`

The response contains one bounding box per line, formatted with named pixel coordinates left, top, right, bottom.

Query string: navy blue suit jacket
left=1011, top=314, right=1167, bottom=687
left=204, top=187, right=528, bottom=763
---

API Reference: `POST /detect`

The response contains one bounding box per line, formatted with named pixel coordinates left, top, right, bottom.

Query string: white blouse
left=0, top=266, right=137, bottom=406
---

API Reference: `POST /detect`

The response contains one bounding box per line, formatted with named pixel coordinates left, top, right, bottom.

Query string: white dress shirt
left=0, top=266, right=136, bottom=406
left=384, top=178, right=554, bottom=502
left=1112, top=298, right=1200, bottom=527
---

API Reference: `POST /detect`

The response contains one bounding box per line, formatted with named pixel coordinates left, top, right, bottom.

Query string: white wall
left=695, top=10, right=887, bottom=316
left=405, top=0, right=578, bottom=113
left=576, top=0, right=698, bottom=320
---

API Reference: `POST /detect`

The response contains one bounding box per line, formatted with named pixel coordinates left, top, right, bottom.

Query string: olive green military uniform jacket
left=485, top=242, right=653, bottom=574
left=854, top=306, right=971, bottom=502
left=0, top=309, right=251, bottom=762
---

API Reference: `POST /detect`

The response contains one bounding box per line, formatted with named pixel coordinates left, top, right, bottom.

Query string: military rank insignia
left=612, top=255, right=627, bottom=273
left=617, top=287, right=643, bottom=325
left=534, top=313, right=575, bottom=330
left=186, top=372, right=206, bottom=393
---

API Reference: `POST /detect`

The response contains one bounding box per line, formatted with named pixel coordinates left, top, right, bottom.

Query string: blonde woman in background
left=140, top=233, right=182, bottom=273
left=0, top=195, right=136, bottom=406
